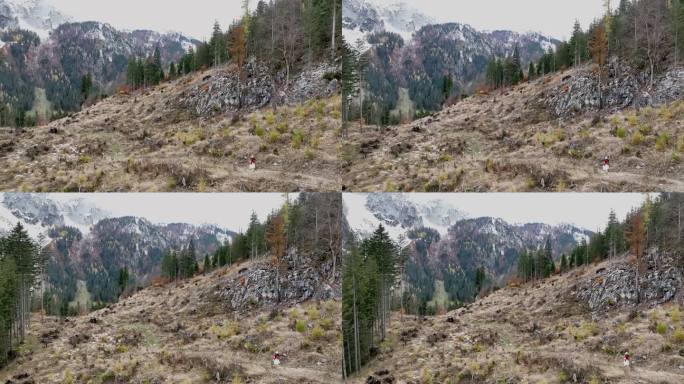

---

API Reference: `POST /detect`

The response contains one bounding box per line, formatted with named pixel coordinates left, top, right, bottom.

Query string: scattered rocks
left=4, top=373, right=34, bottom=384
left=366, top=369, right=395, bottom=384
left=399, top=328, right=418, bottom=344
left=426, top=332, right=447, bottom=345
left=39, top=329, right=59, bottom=346
left=68, top=333, right=90, bottom=347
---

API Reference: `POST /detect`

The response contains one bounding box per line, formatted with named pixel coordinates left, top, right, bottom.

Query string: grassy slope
left=343, top=66, right=684, bottom=192
left=0, top=261, right=342, bottom=384
left=0, top=66, right=341, bottom=192
left=353, top=256, right=684, bottom=383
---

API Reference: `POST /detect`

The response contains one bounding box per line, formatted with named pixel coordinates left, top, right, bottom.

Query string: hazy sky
left=49, top=193, right=290, bottom=231
left=48, top=0, right=250, bottom=40
left=372, top=0, right=621, bottom=40
left=346, top=193, right=651, bottom=231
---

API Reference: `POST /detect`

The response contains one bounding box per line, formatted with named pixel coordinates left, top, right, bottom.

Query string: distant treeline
left=161, top=193, right=342, bottom=290
left=127, top=0, right=341, bottom=92
left=491, top=0, right=684, bottom=97
left=519, top=193, right=684, bottom=304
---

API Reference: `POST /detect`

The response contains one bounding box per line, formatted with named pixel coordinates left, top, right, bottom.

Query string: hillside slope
left=342, top=64, right=684, bottom=192
left=355, top=250, right=684, bottom=383
left=0, top=255, right=342, bottom=383
left=0, top=63, right=341, bottom=192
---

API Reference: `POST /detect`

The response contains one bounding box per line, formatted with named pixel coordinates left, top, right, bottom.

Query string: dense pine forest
left=0, top=223, right=46, bottom=367
left=127, top=0, right=342, bottom=95
left=342, top=225, right=400, bottom=377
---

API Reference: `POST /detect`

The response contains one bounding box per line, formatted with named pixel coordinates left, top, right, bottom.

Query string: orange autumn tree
left=589, top=22, right=608, bottom=109
left=266, top=214, right=286, bottom=302
left=627, top=213, right=646, bottom=304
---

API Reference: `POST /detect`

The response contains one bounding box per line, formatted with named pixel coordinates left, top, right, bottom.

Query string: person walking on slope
left=601, top=156, right=610, bottom=173
left=623, top=352, right=631, bottom=377
left=249, top=155, right=257, bottom=171
left=272, top=351, right=281, bottom=366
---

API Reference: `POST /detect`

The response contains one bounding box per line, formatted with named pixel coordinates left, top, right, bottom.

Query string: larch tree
left=589, top=22, right=609, bottom=110
left=229, top=23, right=247, bottom=109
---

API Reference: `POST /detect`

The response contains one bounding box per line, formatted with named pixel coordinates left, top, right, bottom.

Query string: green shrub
left=631, top=131, right=644, bottom=146
left=265, top=112, right=276, bottom=126
left=255, top=124, right=265, bottom=137
left=674, top=328, right=684, bottom=344
left=291, top=129, right=305, bottom=149
left=616, top=126, right=627, bottom=138
left=269, top=130, right=280, bottom=143
left=656, top=133, right=670, bottom=151
left=310, top=326, right=325, bottom=341
left=304, top=148, right=315, bottom=160
left=319, top=318, right=333, bottom=331
left=638, top=124, right=652, bottom=135
left=295, top=320, right=306, bottom=333
left=657, top=322, right=668, bottom=335
left=439, top=153, right=453, bottom=162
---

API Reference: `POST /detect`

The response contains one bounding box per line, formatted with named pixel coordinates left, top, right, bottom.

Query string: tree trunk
left=352, top=275, right=360, bottom=373
left=331, top=1, right=337, bottom=57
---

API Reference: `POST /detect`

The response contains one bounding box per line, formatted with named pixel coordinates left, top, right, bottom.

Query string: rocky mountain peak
left=0, top=0, right=71, bottom=39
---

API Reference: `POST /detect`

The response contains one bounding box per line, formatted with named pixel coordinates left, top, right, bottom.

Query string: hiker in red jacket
left=249, top=155, right=257, bottom=171
left=602, top=156, right=610, bottom=173
left=272, top=351, right=281, bottom=366
left=623, top=352, right=631, bottom=376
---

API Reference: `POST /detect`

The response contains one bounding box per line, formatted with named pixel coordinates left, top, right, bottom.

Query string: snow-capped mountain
left=0, top=0, right=200, bottom=117
left=0, top=0, right=71, bottom=40
left=346, top=193, right=590, bottom=247
left=345, top=0, right=561, bottom=115
left=345, top=193, right=466, bottom=240
left=1, top=193, right=110, bottom=235
left=0, top=193, right=235, bottom=308
left=343, top=0, right=434, bottom=46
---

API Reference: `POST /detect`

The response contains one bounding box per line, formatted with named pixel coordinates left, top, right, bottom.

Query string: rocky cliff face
left=545, top=58, right=684, bottom=118
left=210, top=248, right=336, bottom=313
left=178, top=61, right=339, bottom=117
left=572, top=249, right=683, bottom=314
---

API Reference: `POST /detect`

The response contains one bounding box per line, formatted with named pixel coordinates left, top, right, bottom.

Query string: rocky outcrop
left=177, top=59, right=275, bottom=117
left=545, top=59, right=684, bottom=117
left=571, top=249, right=683, bottom=313
left=653, top=68, right=684, bottom=105
left=177, top=60, right=339, bottom=118
left=210, top=248, right=335, bottom=312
